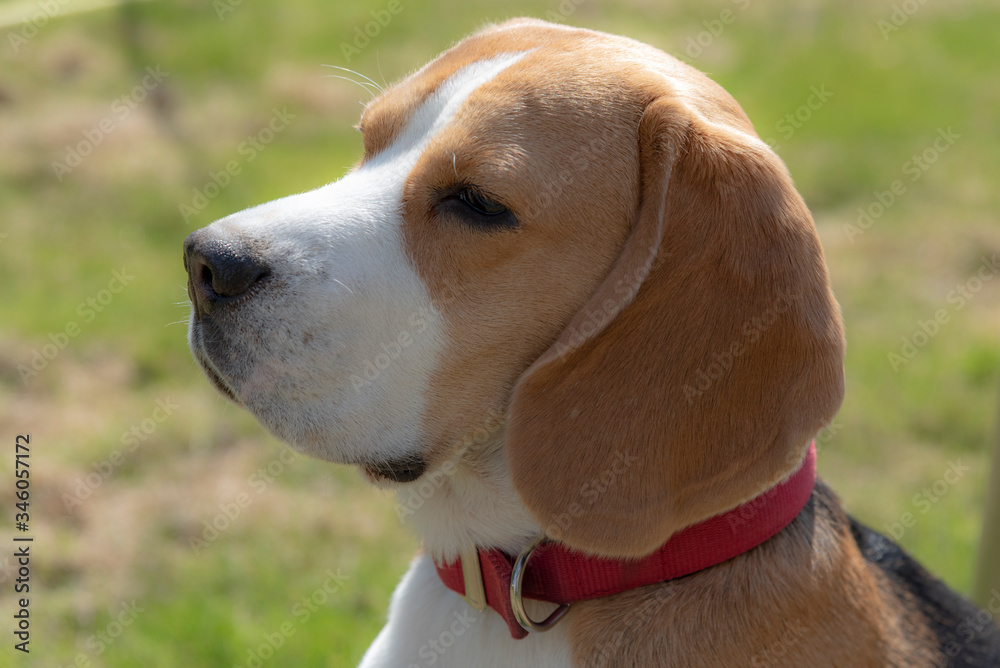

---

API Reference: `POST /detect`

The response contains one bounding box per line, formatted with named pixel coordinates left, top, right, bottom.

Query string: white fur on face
left=188, top=53, right=528, bottom=467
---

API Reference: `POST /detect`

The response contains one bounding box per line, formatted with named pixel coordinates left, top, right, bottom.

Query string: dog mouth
left=362, top=455, right=428, bottom=483
left=190, top=316, right=428, bottom=483
left=198, top=355, right=239, bottom=403
left=188, top=322, right=241, bottom=404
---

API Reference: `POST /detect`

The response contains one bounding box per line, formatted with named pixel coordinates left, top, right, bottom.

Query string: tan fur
left=387, top=18, right=846, bottom=555
left=359, top=18, right=951, bottom=666
left=506, top=78, right=846, bottom=556
left=400, top=24, right=647, bottom=468
left=568, top=483, right=944, bottom=667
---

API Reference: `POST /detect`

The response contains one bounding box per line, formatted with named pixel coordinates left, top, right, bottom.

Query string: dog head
left=185, top=19, right=844, bottom=556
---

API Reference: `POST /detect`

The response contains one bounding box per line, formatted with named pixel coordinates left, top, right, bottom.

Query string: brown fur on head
left=373, top=20, right=845, bottom=557
left=490, top=24, right=847, bottom=557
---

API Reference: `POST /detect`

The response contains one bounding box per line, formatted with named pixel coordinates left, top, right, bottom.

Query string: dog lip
left=189, top=331, right=241, bottom=403
left=363, top=456, right=428, bottom=483
left=201, top=361, right=239, bottom=403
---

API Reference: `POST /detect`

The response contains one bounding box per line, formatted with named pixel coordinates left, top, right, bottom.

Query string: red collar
left=435, top=441, right=816, bottom=639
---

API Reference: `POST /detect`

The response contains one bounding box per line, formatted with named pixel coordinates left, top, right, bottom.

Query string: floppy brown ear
left=506, top=96, right=845, bottom=558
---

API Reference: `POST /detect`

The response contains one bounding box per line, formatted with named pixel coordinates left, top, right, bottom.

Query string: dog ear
left=506, top=97, right=845, bottom=557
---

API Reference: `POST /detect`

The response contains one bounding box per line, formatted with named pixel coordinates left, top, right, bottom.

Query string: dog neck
left=396, top=433, right=818, bottom=563
left=396, top=433, right=541, bottom=562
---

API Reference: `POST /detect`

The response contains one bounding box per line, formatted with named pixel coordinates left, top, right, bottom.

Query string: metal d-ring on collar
left=509, top=534, right=571, bottom=633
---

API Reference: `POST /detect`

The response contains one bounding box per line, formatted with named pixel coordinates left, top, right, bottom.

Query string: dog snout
left=184, top=229, right=270, bottom=314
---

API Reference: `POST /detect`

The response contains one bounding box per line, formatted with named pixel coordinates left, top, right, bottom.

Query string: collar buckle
left=459, top=546, right=487, bottom=611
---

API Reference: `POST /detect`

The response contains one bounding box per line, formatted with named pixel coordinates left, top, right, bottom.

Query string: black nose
left=184, top=230, right=271, bottom=315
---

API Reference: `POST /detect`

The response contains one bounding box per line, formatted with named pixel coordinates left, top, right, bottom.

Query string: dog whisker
left=332, top=277, right=354, bottom=295
left=375, top=52, right=388, bottom=89
left=323, top=74, right=380, bottom=100
left=322, top=64, right=386, bottom=94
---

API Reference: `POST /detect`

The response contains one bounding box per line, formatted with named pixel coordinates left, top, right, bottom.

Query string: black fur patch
left=850, top=517, right=1000, bottom=666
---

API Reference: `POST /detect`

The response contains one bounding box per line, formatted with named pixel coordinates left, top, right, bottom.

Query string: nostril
left=184, top=230, right=271, bottom=312
left=209, top=257, right=269, bottom=297
left=198, top=262, right=214, bottom=291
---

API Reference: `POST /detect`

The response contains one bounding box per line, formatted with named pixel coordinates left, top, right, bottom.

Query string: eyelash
left=456, top=187, right=508, bottom=216
left=442, top=186, right=518, bottom=230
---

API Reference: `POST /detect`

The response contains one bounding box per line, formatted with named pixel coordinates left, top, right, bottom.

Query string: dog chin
left=191, top=322, right=431, bottom=483
left=232, top=397, right=420, bottom=478
left=266, top=426, right=430, bottom=488
left=360, top=456, right=428, bottom=485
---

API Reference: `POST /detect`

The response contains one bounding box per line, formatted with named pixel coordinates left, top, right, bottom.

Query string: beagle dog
left=183, top=18, right=1000, bottom=667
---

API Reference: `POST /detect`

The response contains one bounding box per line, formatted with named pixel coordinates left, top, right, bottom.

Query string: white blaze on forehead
left=364, top=51, right=530, bottom=172
left=202, top=52, right=530, bottom=465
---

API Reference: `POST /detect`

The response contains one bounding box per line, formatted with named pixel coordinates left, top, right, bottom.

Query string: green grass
left=1, top=0, right=999, bottom=665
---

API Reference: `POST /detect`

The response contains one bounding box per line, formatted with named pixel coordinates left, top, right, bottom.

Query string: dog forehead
left=358, top=23, right=658, bottom=160
left=361, top=52, right=533, bottom=171
left=357, top=21, right=756, bottom=168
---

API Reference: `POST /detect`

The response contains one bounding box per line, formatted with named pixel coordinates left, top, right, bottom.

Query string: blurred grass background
left=0, top=0, right=998, bottom=665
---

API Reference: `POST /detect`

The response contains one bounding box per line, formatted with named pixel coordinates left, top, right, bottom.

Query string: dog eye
left=438, top=186, right=517, bottom=230
left=457, top=188, right=508, bottom=216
